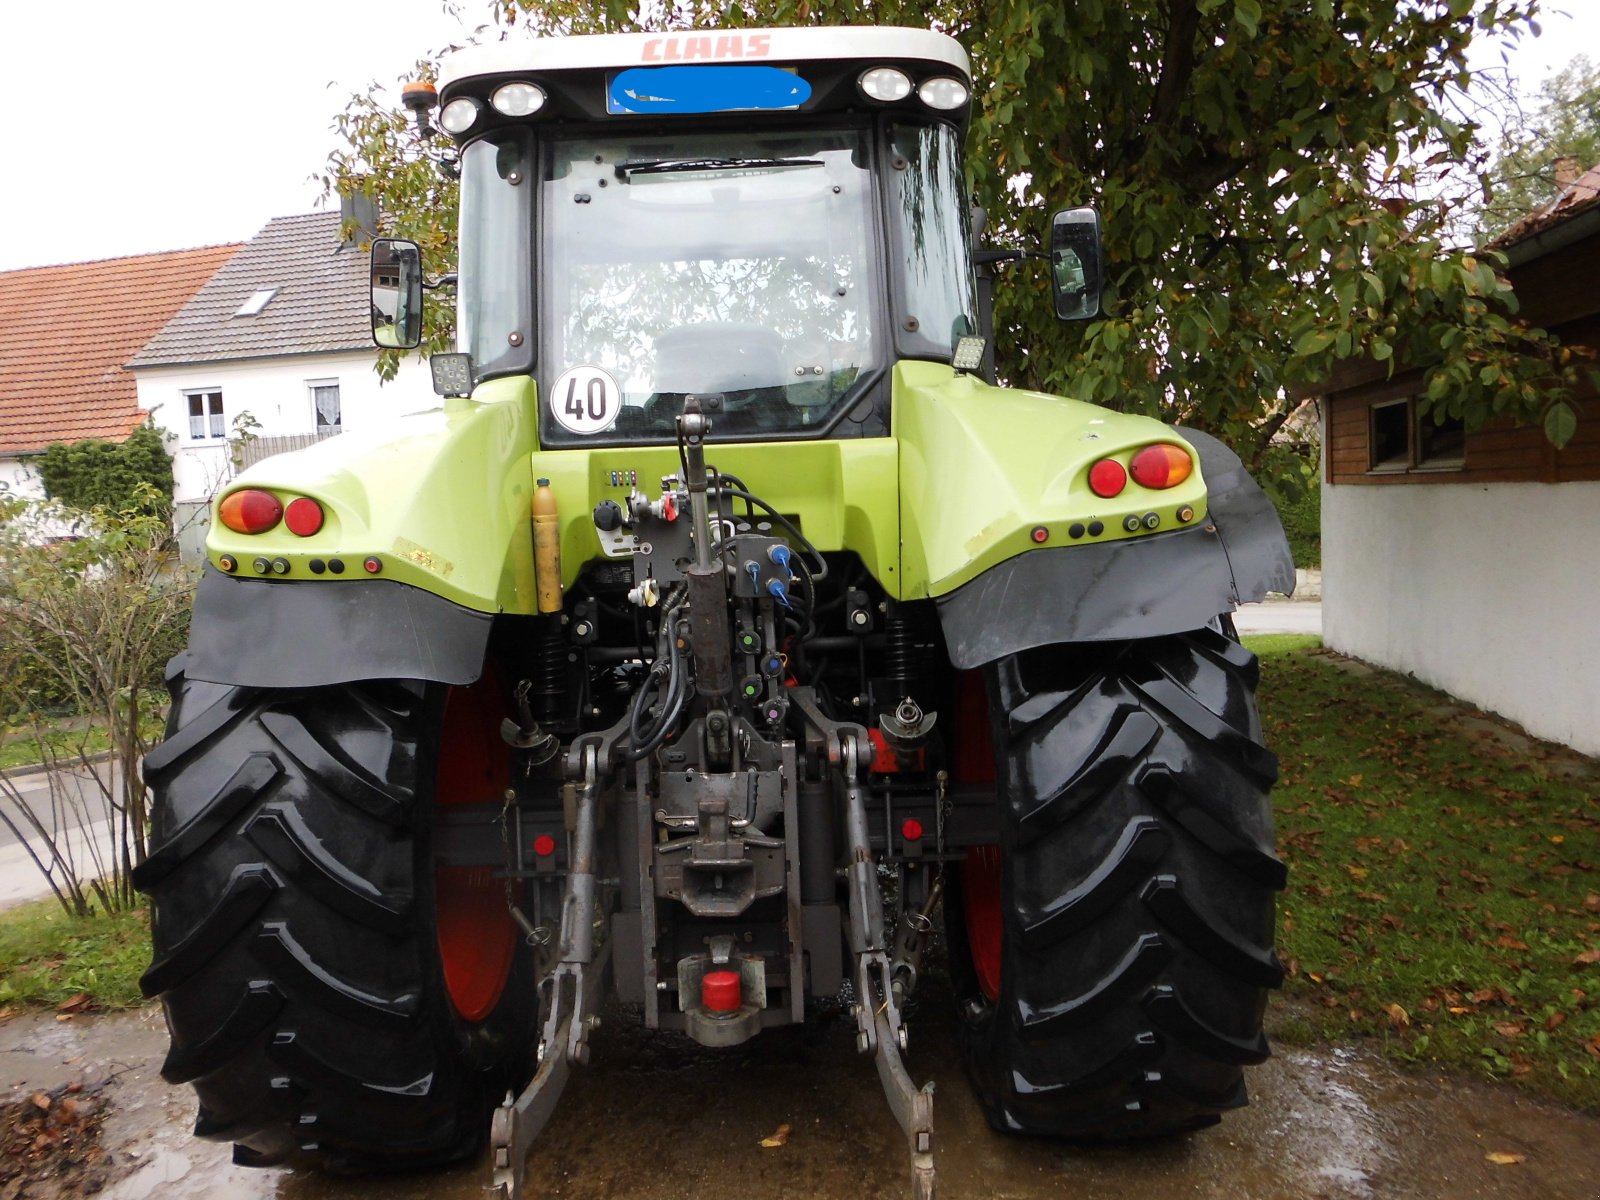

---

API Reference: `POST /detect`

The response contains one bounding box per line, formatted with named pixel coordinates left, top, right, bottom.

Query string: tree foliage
left=36, top=423, right=175, bottom=521
left=1483, top=53, right=1600, bottom=238
left=327, top=0, right=1596, bottom=465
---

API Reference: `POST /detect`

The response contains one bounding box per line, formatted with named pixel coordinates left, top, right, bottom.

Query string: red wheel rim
left=961, top=846, right=1003, bottom=1002
left=953, top=670, right=1002, bottom=1002
left=434, top=673, right=518, bottom=1022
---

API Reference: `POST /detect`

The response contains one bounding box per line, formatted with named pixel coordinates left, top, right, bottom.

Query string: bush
left=36, top=423, right=174, bottom=521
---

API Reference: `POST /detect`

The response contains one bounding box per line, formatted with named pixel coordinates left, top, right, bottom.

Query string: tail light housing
left=1129, top=444, right=1194, bottom=489
left=218, top=489, right=282, bottom=534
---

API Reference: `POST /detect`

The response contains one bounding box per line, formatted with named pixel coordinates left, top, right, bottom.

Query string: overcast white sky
left=0, top=2, right=1595, bottom=273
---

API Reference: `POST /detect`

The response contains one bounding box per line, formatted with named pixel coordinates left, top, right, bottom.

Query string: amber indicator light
left=1129, top=443, right=1194, bottom=490
left=219, top=489, right=282, bottom=534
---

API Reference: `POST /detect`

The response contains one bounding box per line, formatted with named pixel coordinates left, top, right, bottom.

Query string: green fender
left=891, top=361, right=1292, bottom=666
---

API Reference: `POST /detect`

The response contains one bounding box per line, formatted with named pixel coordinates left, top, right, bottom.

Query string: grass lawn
left=1250, top=634, right=1600, bottom=1109
left=0, top=711, right=166, bottom=773
left=0, top=898, right=148, bottom=1012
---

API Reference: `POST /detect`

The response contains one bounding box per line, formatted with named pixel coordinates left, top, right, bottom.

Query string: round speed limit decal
left=550, top=365, right=621, bottom=435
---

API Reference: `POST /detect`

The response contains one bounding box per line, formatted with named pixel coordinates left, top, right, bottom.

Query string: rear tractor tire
left=134, top=669, right=534, bottom=1171
left=947, top=627, right=1287, bottom=1139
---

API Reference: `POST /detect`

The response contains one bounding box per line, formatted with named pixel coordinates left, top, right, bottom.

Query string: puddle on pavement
left=3, top=992, right=1599, bottom=1200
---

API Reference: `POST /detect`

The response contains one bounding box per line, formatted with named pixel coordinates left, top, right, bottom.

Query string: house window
left=235, top=288, right=278, bottom=317
left=309, top=380, right=342, bottom=434
left=186, top=390, right=225, bottom=440
left=1367, top=396, right=1465, bottom=472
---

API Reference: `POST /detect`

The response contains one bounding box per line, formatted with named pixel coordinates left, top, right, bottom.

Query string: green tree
left=327, top=0, right=1596, bottom=463
left=1483, top=53, right=1600, bottom=238
left=36, top=422, right=175, bottom=521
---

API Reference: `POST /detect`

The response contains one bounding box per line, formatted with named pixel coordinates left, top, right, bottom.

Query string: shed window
left=1367, top=396, right=1464, bottom=473
left=1370, top=400, right=1409, bottom=470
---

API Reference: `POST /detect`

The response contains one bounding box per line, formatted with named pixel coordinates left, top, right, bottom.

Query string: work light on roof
left=917, top=76, right=969, bottom=110
left=439, top=97, right=481, bottom=135
left=491, top=82, right=546, bottom=117
left=859, top=67, right=912, bottom=102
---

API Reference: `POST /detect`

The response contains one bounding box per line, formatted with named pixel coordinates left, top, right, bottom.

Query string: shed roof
left=130, top=212, right=373, bottom=369
left=0, top=243, right=240, bottom=457
left=1491, top=163, right=1600, bottom=251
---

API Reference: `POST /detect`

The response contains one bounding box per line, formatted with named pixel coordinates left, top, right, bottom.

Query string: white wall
left=0, top=456, right=45, bottom=501
left=135, top=352, right=436, bottom=509
left=1323, top=477, right=1600, bottom=757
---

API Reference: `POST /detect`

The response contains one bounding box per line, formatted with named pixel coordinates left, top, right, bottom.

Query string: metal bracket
left=839, top=736, right=938, bottom=1200
left=489, top=745, right=611, bottom=1200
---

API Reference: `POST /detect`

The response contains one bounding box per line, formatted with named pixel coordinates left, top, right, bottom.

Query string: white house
left=1318, top=166, right=1600, bottom=757
left=129, top=212, right=436, bottom=559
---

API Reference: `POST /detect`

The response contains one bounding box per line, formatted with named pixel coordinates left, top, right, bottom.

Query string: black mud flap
left=936, top=428, right=1294, bottom=669
left=179, top=568, right=493, bottom=687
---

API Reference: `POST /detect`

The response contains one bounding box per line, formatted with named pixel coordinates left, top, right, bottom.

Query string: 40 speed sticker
left=551, top=365, right=621, bottom=435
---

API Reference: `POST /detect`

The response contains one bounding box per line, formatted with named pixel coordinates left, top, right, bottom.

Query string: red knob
left=701, top=969, right=742, bottom=1014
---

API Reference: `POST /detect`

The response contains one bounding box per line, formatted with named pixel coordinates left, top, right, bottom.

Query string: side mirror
left=1049, top=207, right=1104, bottom=321
left=370, top=238, right=423, bottom=349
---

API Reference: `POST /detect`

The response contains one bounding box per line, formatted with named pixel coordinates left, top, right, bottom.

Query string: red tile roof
left=0, top=244, right=241, bottom=457
left=1492, top=163, right=1600, bottom=249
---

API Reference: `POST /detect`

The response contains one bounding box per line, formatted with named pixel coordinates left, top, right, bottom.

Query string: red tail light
left=1129, top=443, right=1194, bottom=489
left=1088, top=458, right=1127, bottom=498
left=284, top=497, right=325, bottom=536
left=218, top=489, right=282, bottom=534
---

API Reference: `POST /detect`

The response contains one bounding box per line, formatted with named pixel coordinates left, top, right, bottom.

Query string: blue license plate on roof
left=607, top=65, right=812, bottom=115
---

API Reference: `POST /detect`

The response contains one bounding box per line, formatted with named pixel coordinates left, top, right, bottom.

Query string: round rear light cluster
left=1088, top=458, right=1127, bottom=498
left=1129, top=444, right=1194, bottom=490
left=284, top=497, right=324, bottom=537
left=219, top=490, right=330, bottom=538
left=218, top=489, right=282, bottom=534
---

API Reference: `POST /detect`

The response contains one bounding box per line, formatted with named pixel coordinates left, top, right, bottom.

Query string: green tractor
left=136, top=25, right=1292, bottom=1199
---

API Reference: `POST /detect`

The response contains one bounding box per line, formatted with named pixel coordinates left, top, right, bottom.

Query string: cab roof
left=438, top=26, right=971, bottom=93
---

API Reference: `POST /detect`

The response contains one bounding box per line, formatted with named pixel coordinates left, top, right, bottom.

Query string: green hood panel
left=892, top=361, right=1210, bottom=598
left=203, top=377, right=537, bottom=613
left=530, top=438, right=901, bottom=596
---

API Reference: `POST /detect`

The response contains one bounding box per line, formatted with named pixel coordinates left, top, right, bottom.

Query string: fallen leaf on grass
left=1485, top=1151, right=1526, bottom=1165
left=1494, top=1022, right=1527, bottom=1038
left=760, top=1123, right=792, bottom=1148
left=29, top=1092, right=50, bottom=1112
left=1574, top=949, right=1600, bottom=967
left=1384, top=1003, right=1410, bottom=1029
left=1545, top=1011, right=1567, bottom=1032
left=1583, top=893, right=1600, bottom=914
left=56, top=993, right=90, bottom=1014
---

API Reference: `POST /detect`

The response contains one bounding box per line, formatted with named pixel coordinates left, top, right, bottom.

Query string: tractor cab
left=378, top=28, right=985, bottom=445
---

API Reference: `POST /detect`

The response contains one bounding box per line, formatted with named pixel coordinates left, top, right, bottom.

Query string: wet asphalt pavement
left=4, top=979, right=1598, bottom=1200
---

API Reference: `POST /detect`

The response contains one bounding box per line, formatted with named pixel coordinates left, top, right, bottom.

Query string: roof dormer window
left=234, top=288, right=278, bottom=317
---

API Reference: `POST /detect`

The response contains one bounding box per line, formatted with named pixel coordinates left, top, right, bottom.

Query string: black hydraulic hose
left=711, top=485, right=828, bottom=580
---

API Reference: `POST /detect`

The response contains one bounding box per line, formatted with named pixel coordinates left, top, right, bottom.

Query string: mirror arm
left=973, top=248, right=1047, bottom=267
left=422, top=273, right=459, bottom=291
